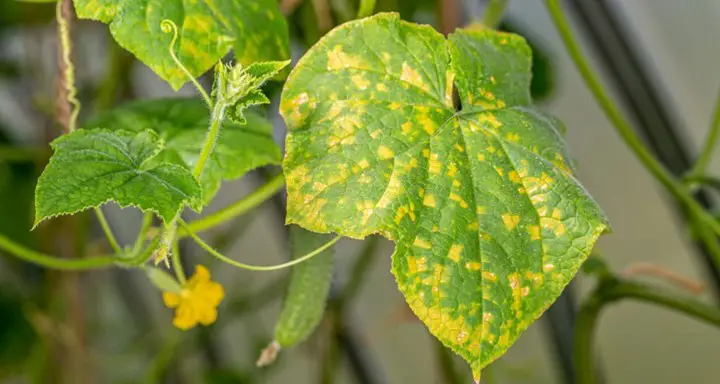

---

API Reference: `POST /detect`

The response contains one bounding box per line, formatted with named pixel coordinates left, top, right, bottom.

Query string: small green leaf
left=281, top=13, right=609, bottom=377
left=213, top=60, right=290, bottom=124
left=34, top=129, right=202, bottom=226
left=72, top=0, right=290, bottom=90
left=84, top=98, right=282, bottom=202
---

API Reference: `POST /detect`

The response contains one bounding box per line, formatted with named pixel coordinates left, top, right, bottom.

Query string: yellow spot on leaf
left=400, top=62, right=429, bottom=92
left=528, top=225, right=541, bottom=240
left=508, top=171, right=521, bottom=183
left=401, top=121, right=413, bottom=134
left=482, top=271, right=497, bottom=282
left=502, top=214, right=520, bottom=230
left=429, top=153, right=442, bottom=175
left=448, top=244, right=463, bottom=262
left=543, top=263, right=555, bottom=272
left=450, top=193, right=468, bottom=208
left=370, top=129, right=382, bottom=139
left=423, top=194, right=437, bottom=208
left=413, top=237, right=431, bottom=249
left=408, top=256, right=428, bottom=274
left=327, top=45, right=364, bottom=70
left=376, top=83, right=388, bottom=92
left=377, top=145, right=394, bottom=160
left=351, top=75, right=370, bottom=90
left=448, top=162, right=458, bottom=177
left=466, top=262, right=482, bottom=271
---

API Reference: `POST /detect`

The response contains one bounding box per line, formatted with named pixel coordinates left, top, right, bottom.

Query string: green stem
left=94, top=208, right=121, bottom=253
left=171, top=239, right=186, bottom=284
left=122, top=237, right=161, bottom=267
left=689, top=87, right=720, bottom=177
left=193, top=102, right=226, bottom=179
left=0, top=233, right=116, bottom=270
left=179, top=174, right=284, bottom=236
left=179, top=219, right=341, bottom=272
left=575, top=278, right=720, bottom=384
left=481, top=0, right=509, bottom=29
left=132, top=213, right=154, bottom=256
left=545, top=0, right=720, bottom=263
left=357, top=0, right=376, bottom=18
left=683, top=175, right=720, bottom=192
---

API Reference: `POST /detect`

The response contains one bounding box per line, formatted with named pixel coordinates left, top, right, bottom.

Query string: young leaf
left=34, top=129, right=202, bottom=226
left=84, top=98, right=281, bottom=202
left=72, top=0, right=290, bottom=90
left=213, top=60, right=290, bottom=124
left=280, top=13, right=609, bottom=378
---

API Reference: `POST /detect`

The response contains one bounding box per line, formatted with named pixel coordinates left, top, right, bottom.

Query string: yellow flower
left=162, top=265, right=224, bottom=330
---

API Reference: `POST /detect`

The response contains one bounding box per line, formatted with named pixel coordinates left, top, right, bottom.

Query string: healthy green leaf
left=84, top=98, right=282, bottom=202
left=280, top=13, right=609, bottom=377
left=72, top=0, right=290, bottom=90
left=34, top=129, right=202, bottom=226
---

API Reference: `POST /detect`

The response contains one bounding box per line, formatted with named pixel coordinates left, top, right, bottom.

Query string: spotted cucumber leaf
left=84, top=98, right=281, bottom=203
left=280, top=13, right=609, bottom=378
left=34, top=129, right=202, bottom=226
left=72, top=0, right=290, bottom=90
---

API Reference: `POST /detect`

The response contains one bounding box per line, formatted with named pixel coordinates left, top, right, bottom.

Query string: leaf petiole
left=179, top=219, right=342, bottom=272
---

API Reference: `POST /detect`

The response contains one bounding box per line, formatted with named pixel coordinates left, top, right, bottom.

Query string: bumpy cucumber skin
left=274, top=226, right=335, bottom=348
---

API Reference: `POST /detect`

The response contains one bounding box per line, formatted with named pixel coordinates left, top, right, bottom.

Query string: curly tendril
left=160, top=19, right=212, bottom=107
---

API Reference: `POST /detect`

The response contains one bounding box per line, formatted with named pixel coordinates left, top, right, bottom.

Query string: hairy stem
left=193, top=102, right=226, bottom=179
left=0, top=233, right=116, bottom=270
left=575, top=278, right=720, bottom=384
left=689, top=87, right=720, bottom=178
left=481, top=0, right=509, bottom=29
left=179, top=174, right=284, bottom=236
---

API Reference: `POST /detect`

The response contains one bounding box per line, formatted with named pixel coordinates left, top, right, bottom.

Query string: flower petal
left=198, top=306, right=218, bottom=326
left=162, top=292, right=181, bottom=308
left=173, top=304, right=198, bottom=330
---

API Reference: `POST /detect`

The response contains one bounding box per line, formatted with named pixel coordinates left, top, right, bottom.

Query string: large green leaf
left=280, top=13, right=609, bottom=377
left=73, top=0, right=290, bottom=90
left=34, top=129, right=202, bottom=225
left=85, top=98, right=281, bottom=202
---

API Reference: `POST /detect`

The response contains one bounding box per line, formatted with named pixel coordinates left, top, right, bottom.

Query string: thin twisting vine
left=160, top=20, right=213, bottom=107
